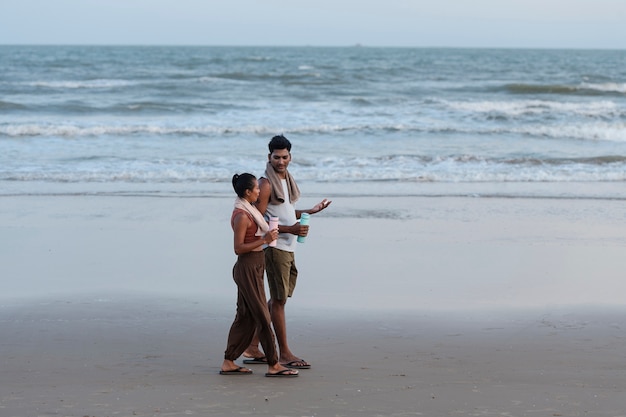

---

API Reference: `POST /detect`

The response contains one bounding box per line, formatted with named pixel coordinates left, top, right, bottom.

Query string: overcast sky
left=1, top=0, right=625, bottom=49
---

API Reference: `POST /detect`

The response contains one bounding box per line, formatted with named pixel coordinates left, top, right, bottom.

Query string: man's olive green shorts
left=264, top=247, right=298, bottom=301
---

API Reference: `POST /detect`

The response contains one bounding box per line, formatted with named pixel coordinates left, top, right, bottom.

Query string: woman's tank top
left=231, top=209, right=258, bottom=244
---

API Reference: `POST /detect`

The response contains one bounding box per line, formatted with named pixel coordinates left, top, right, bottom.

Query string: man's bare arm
left=255, top=177, right=271, bottom=216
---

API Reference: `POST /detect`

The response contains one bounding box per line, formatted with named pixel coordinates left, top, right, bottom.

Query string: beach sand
left=2, top=194, right=626, bottom=416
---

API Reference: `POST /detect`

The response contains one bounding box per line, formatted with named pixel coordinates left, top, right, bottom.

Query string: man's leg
left=269, top=298, right=309, bottom=368
left=242, top=336, right=263, bottom=359
left=265, top=247, right=310, bottom=368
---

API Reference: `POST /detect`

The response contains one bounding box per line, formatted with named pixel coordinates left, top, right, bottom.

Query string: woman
left=220, top=173, right=299, bottom=377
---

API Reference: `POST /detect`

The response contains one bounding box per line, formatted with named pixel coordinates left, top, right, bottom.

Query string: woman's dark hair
left=268, top=134, right=291, bottom=153
left=232, top=173, right=257, bottom=198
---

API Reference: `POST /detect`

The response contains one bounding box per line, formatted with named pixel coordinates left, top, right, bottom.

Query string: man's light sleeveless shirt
left=265, top=179, right=298, bottom=252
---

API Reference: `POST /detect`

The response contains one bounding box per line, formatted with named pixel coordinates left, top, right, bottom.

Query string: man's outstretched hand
left=312, top=199, right=332, bottom=213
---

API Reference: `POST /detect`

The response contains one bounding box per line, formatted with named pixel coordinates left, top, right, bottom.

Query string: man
left=243, top=135, right=331, bottom=369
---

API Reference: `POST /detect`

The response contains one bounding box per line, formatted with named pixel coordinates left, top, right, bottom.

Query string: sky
left=1, top=0, right=625, bottom=49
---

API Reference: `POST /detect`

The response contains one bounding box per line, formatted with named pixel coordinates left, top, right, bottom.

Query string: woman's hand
left=264, top=228, right=279, bottom=244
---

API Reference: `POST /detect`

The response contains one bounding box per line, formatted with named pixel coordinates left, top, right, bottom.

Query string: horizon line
left=1, top=43, right=625, bottom=51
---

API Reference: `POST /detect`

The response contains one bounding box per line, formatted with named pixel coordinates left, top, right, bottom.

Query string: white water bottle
left=297, top=213, right=310, bottom=243
left=268, top=216, right=279, bottom=247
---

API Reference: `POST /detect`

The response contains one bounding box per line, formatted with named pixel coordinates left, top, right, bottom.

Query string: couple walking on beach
left=221, top=135, right=332, bottom=377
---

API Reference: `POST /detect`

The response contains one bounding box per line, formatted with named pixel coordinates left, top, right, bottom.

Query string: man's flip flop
left=219, top=366, right=253, bottom=375
left=281, top=360, right=311, bottom=369
left=243, top=356, right=268, bottom=365
left=265, top=369, right=299, bottom=378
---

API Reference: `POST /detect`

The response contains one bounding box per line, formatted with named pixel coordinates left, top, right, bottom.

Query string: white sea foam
left=0, top=123, right=259, bottom=137
left=513, top=123, right=626, bottom=142
left=443, top=99, right=621, bottom=117
left=2, top=119, right=625, bottom=144
left=21, top=79, right=137, bottom=89
left=580, top=82, right=626, bottom=94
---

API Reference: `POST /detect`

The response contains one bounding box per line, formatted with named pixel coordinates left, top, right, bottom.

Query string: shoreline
left=3, top=179, right=626, bottom=201
left=1, top=193, right=625, bottom=308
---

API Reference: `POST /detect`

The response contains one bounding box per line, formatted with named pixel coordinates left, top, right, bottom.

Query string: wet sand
left=1, top=194, right=626, bottom=416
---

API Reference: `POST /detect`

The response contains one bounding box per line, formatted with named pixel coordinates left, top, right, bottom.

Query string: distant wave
left=502, top=155, right=626, bottom=166
left=0, top=123, right=281, bottom=137
left=442, top=99, right=622, bottom=117
left=0, top=100, right=246, bottom=115
left=3, top=153, right=625, bottom=184
left=580, top=82, right=626, bottom=94
left=0, top=100, right=27, bottom=111
left=344, top=153, right=626, bottom=170
left=3, top=121, right=625, bottom=142
left=503, top=82, right=626, bottom=96
left=17, top=79, right=139, bottom=89
left=509, top=123, right=626, bottom=142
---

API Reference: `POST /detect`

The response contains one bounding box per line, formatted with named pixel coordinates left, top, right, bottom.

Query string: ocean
left=1, top=45, right=625, bottom=200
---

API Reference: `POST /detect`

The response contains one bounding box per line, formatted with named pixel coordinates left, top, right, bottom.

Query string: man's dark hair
left=268, top=135, right=291, bottom=153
